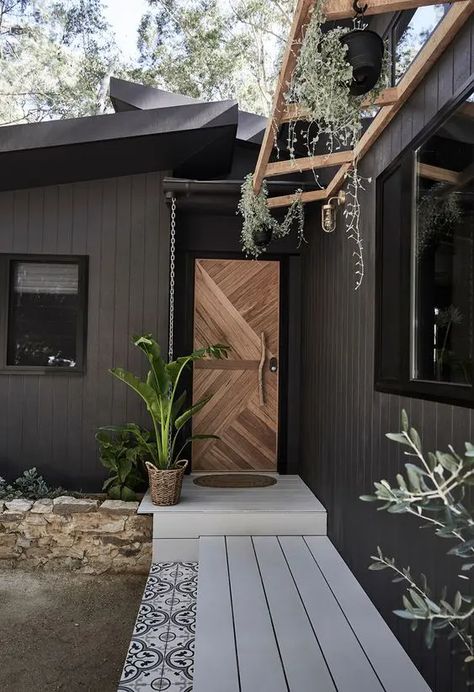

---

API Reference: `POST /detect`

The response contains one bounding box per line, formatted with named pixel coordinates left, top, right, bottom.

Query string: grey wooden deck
left=138, top=475, right=327, bottom=561
left=192, top=536, right=432, bottom=692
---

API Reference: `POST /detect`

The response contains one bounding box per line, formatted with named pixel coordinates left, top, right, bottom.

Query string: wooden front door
left=192, top=258, right=279, bottom=471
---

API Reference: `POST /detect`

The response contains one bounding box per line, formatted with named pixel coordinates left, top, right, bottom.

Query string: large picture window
left=376, top=85, right=474, bottom=406
left=413, top=107, right=473, bottom=387
left=0, top=255, right=88, bottom=372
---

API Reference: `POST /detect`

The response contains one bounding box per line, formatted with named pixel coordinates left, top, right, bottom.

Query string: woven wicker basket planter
left=145, top=460, right=188, bottom=506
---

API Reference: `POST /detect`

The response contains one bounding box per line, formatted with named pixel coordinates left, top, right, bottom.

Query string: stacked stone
left=0, top=497, right=152, bottom=574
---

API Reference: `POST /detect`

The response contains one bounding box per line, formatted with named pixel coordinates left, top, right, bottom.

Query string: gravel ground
left=0, top=570, right=146, bottom=692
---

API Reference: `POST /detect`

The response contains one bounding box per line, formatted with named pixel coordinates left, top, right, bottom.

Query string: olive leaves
left=361, top=410, right=474, bottom=676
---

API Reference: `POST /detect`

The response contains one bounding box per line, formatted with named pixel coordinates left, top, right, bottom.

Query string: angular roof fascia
left=109, top=77, right=266, bottom=145
left=0, top=100, right=238, bottom=154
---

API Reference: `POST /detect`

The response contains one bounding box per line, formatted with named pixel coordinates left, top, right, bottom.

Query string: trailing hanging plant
left=238, top=5, right=390, bottom=279
left=343, top=164, right=372, bottom=290
left=285, top=6, right=390, bottom=156
left=237, top=173, right=305, bottom=258
left=279, top=5, right=390, bottom=288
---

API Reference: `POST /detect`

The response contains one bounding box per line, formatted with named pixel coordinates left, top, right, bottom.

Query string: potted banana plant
left=110, top=334, right=229, bottom=506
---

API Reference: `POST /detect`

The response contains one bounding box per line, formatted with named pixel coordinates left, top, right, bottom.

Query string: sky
left=103, top=0, right=149, bottom=61
left=101, top=1, right=444, bottom=67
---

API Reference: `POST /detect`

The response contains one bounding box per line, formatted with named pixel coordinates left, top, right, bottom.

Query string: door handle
left=269, top=357, right=278, bottom=373
left=258, top=332, right=266, bottom=406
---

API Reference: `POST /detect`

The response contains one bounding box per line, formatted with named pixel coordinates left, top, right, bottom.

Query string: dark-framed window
left=384, top=5, right=449, bottom=86
left=0, top=254, right=88, bottom=373
left=376, top=79, right=474, bottom=407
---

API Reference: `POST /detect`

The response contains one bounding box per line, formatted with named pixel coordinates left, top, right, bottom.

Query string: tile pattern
left=118, top=562, right=198, bottom=692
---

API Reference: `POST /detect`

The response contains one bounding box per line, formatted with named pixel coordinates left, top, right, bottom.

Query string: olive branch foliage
left=361, top=410, right=474, bottom=677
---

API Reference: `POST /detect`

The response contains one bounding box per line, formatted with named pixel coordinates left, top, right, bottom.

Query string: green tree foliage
left=133, top=0, right=296, bottom=115
left=0, top=0, right=119, bottom=124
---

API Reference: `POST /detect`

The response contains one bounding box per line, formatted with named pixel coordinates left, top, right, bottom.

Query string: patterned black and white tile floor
left=118, top=562, right=198, bottom=692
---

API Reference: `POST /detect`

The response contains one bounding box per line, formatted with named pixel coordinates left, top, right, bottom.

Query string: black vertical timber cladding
left=0, top=172, right=169, bottom=490
left=299, top=19, right=474, bottom=692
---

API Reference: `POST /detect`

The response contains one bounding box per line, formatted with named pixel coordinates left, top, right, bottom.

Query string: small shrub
left=0, top=467, right=65, bottom=501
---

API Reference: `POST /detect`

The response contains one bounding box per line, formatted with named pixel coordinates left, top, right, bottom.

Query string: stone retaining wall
left=0, top=497, right=152, bottom=574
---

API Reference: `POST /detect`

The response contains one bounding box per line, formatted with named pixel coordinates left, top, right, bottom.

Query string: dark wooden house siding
left=299, top=19, right=474, bottom=692
left=0, top=172, right=169, bottom=490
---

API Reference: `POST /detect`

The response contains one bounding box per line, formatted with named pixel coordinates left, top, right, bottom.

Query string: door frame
left=174, top=249, right=301, bottom=475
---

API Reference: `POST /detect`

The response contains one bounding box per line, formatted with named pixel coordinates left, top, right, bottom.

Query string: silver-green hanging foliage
left=237, top=174, right=305, bottom=259
left=285, top=4, right=390, bottom=157
left=361, top=410, right=474, bottom=678
left=283, top=5, right=390, bottom=289
left=238, top=4, right=391, bottom=284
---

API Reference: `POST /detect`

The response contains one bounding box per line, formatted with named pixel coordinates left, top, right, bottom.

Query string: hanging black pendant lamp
left=340, top=0, right=384, bottom=97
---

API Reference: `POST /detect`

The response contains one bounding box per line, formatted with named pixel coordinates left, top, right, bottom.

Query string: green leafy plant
left=361, top=410, right=474, bottom=677
left=237, top=173, right=305, bottom=258
left=96, top=425, right=149, bottom=501
left=0, top=468, right=65, bottom=501
left=109, top=334, right=230, bottom=470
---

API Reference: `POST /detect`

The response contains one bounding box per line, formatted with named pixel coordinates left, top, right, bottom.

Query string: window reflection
left=7, top=261, right=81, bottom=368
left=413, top=94, right=474, bottom=385
left=393, top=5, right=448, bottom=84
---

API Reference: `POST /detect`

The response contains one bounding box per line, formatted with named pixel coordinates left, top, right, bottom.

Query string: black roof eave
left=0, top=100, right=238, bottom=154
left=109, top=77, right=266, bottom=145
left=0, top=122, right=238, bottom=192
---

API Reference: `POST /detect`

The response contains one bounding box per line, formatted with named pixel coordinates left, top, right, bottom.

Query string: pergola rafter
left=280, top=86, right=400, bottom=123
left=323, top=0, right=466, bottom=20
left=252, top=0, right=474, bottom=209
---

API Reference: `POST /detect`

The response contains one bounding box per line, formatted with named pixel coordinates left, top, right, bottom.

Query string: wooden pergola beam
left=267, top=188, right=327, bottom=209
left=457, top=162, right=474, bottom=189
left=418, top=161, right=474, bottom=189
left=265, top=150, right=353, bottom=178
left=281, top=87, right=400, bottom=122
left=323, top=0, right=473, bottom=199
left=417, top=163, right=460, bottom=185
left=254, top=0, right=472, bottom=209
left=252, top=0, right=314, bottom=194
left=323, top=0, right=464, bottom=21
left=356, top=2, right=473, bottom=161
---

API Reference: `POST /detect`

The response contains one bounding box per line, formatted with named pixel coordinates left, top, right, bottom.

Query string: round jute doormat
left=193, top=474, right=277, bottom=488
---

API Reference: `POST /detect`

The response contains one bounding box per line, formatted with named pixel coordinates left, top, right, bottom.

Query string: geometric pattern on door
left=192, top=258, right=279, bottom=471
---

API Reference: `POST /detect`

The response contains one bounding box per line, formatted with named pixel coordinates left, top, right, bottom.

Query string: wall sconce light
left=321, top=190, right=346, bottom=233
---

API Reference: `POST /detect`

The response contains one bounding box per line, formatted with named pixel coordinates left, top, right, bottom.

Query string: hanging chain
left=168, top=196, right=176, bottom=363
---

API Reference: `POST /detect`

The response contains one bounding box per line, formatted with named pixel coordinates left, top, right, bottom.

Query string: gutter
left=163, top=177, right=319, bottom=197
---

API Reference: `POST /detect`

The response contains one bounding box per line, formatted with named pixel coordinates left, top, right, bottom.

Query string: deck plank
left=304, top=536, right=432, bottom=692
left=253, top=536, right=336, bottom=692
left=279, top=536, right=384, bottom=692
left=227, top=536, right=287, bottom=692
left=139, top=475, right=327, bottom=514
left=192, top=536, right=240, bottom=692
